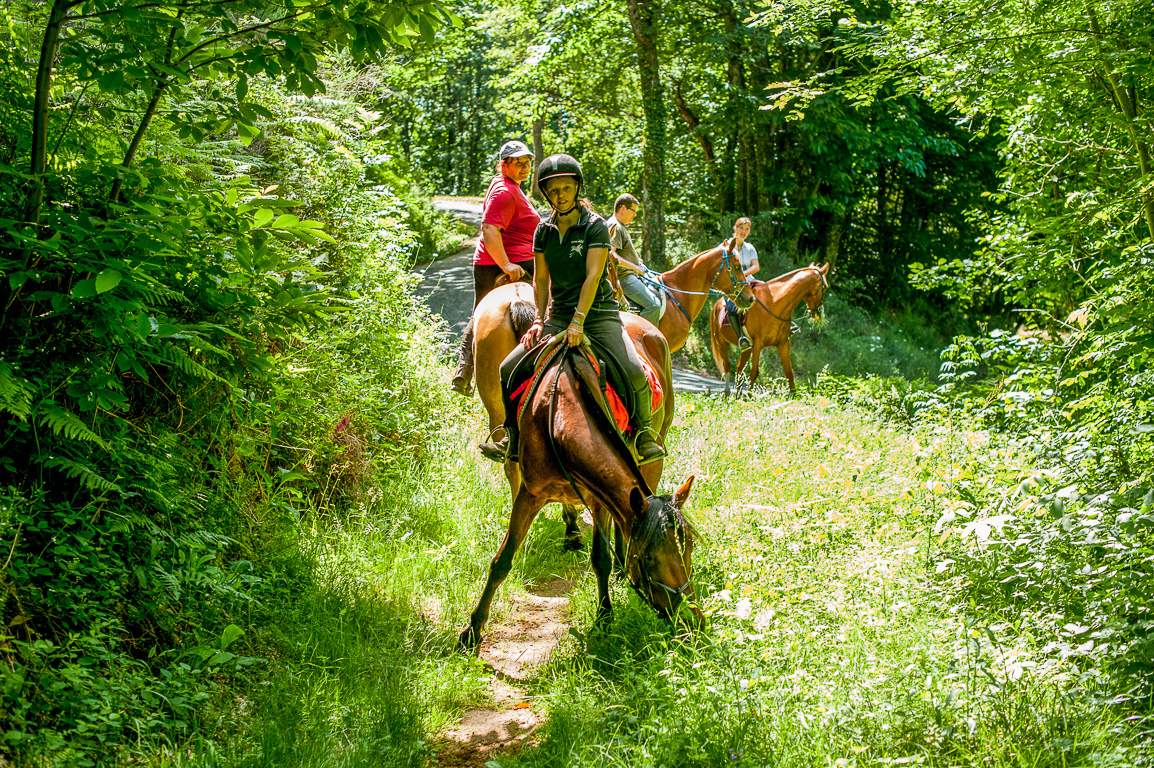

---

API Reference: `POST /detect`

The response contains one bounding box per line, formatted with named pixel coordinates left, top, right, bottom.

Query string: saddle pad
left=510, top=343, right=662, bottom=435
left=597, top=354, right=663, bottom=435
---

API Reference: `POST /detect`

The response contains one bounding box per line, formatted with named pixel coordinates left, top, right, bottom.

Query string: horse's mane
left=565, top=352, right=654, bottom=498
left=632, top=496, right=696, bottom=557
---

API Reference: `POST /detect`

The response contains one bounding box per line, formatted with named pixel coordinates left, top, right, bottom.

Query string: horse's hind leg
left=734, top=348, right=753, bottom=398
left=459, top=489, right=545, bottom=653
left=561, top=503, right=582, bottom=551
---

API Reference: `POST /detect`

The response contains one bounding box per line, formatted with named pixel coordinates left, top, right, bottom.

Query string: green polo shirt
left=534, top=208, right=615, bottom=322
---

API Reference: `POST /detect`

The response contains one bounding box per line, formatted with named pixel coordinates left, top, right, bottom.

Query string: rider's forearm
left=482, top=224, right=513, bottom=271
left=574, top=248, right=608, bottom=322
left=533, top=252, right=550, bottom=319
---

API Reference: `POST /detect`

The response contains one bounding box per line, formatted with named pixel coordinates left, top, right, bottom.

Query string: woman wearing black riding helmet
left=480, top=154, right=665, bottom=465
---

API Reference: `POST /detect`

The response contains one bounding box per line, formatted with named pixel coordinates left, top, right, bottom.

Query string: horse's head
left=626, top=476, right=700, bottom=620
left=715, top=244, right=754, bottom=311
left=803, top=263, right=830, bottom=320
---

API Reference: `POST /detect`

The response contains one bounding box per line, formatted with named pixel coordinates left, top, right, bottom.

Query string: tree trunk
left=626, top=0, right=667, bottom=268
left=672, top=81, right=721, bottom=210
left=1089, top=10, right=1154, bottom=240
left=530, top=116, right=545, bottom=202
left=111, top=15, right=182, bottom=204
left=825, top=208, right=848, bottom=270
left=22, top=0, right=72, bottom=232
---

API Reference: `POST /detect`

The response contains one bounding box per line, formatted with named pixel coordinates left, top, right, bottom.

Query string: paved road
left=416, top=199, right=725, bottom=395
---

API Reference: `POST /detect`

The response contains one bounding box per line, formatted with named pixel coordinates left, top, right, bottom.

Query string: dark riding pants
left=500, top=312, right=653, bottom=432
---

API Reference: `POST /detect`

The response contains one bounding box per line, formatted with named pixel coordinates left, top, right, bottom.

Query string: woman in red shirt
left=451, top=140, right=541, bottom=395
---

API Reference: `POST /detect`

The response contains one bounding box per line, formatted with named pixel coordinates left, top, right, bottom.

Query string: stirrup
left=737, top=334, right=753, bottom=351
left=631, top=427, right=665, bottom=465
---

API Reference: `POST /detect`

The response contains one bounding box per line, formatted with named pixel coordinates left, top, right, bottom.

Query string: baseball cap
left=499, top=140, right=534, bottom=161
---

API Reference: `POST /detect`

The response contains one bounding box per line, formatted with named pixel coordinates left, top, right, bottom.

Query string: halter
left=542, top=345, right=691, bottom=611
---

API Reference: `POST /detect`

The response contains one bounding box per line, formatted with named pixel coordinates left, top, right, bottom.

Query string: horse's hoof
left=563, top=535, right=583, bottom=552
left=457, top=628, right=482, bottom=655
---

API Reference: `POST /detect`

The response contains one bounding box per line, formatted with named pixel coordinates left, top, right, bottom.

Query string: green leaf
left=236, top=73, right=248, bottom=102
left=72, top=279, right=97, bottom=298
left=97, top=71, right=125, bottom=91
left=253, top=209, right=274, bottom=228
left=95, top=269, right=121, bottom=294
left=419, top=16, right=436, bottom=45
left=220, top=624, right=244, bottom=649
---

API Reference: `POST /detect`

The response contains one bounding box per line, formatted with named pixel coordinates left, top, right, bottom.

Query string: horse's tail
left=709, top=300, right=730, bottom=375
left=508, top=294, right=537, bottom=339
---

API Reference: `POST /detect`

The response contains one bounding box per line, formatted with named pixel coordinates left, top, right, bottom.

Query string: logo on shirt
left=570, top=239, right=584, bottom=259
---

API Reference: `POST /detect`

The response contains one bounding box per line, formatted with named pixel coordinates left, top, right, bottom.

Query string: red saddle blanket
left=511, top=349, right=663, bottom=435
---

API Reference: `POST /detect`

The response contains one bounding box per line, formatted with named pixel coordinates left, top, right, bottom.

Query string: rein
left=641, top=247, right=751, bottom=322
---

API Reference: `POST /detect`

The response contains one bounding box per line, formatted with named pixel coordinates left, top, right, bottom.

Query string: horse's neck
left=662, top=254, right=718, bottom=317
left=765, top=270, right=815, bottom=309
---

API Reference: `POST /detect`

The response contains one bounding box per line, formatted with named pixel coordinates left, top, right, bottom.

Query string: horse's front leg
left=777, top=338, right=796, bottom=392
left=561, top=503, right=583, bottom=551
left=590, top=514, right=614, bottom=626
left=459, top=489, right=545, bottom=653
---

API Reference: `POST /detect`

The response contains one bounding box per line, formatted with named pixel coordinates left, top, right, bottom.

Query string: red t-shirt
left=473, top=175, right=539, bottom=266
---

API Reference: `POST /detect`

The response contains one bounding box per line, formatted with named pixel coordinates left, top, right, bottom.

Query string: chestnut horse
left=631, top=243, right=754, bottom=353
left=709, top=263, right=829, bottom=396
left=459, top=343, right=696, bottom=652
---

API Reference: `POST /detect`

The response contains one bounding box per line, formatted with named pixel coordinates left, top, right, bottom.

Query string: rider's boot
left=451, top=321, right=476, bottom=397
left=726, top=300, right=752, bottom=351
left=630, top=387, right=665, bottom=465
left=479, top=387, right=520, bottom=463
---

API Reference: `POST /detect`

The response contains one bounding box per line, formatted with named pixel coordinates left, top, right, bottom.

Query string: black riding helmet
left=536, top=154, right=583, bottom=214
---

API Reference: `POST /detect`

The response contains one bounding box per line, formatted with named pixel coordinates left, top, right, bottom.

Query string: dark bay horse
left=709, top=263, right=829, bottom=396
left=471, top=281, right=682, bottom=550
left=459, top=342, right=696, bottom=652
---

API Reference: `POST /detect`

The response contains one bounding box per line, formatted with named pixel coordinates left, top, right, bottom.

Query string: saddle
left=717, top=298, right=745, bottom=328
left=506, top=339, right=662, bottom=435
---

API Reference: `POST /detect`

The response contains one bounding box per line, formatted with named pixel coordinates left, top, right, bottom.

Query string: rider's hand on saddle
left=504, top=263, right=527, bottom=282
left=565, top=322, right=585, bottom=348
left=520, top=319, right=543, bottom=347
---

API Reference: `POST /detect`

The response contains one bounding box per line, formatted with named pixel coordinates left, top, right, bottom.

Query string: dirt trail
left=437, top=576, right=577, bottom=767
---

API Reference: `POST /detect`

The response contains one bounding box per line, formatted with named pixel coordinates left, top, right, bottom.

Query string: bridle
left=750, top=265, right=828, bottom=326
left=711, top=246, right=753, bottom=304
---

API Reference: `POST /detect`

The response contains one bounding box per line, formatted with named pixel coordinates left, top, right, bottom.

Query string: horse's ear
left=820, top=263, right=830, bottom=275
left=673, top=475, right=695, bottom=510
left=630, top=487, right=647, bottom=517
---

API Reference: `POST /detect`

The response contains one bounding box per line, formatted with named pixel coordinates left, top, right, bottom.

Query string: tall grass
left=158, top=393, right=1146, bottom=767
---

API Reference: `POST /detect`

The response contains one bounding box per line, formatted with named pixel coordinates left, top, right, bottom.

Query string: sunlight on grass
left=178, top=395, right=1143, bottom=768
